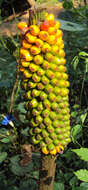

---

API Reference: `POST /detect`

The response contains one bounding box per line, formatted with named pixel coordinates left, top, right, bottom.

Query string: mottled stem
left=39, top=154, right=57, bottom=190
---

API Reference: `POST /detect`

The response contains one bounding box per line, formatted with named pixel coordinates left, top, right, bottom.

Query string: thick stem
left=39, top=154, right=57, bottom=190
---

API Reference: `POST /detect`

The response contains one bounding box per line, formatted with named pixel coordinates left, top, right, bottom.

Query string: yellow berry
left=21, top=60, right=30, bottom=67
left=25, top=33, right=36, bottom=43
left=39, top=31, right=49, bottom=41
left=42, top=147, right=49, bottom=154
left=50, top=148, right=57, bottom=155
left=22, top=39, right=32, bottom=49
left=30, top=46, right=41, bottom=55
left=29, top=25, right=40, bottom=36
left=20, top=48, right=33, bottom=61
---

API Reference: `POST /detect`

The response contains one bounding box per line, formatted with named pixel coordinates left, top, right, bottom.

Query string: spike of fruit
left=18, top=14, right=70, bottom=155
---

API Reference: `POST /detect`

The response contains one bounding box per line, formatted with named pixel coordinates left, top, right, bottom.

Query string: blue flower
left=1, top=114, right=14, bottom=125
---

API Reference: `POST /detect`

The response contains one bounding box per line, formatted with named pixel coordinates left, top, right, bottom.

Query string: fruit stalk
left=39, top=154, right=57, bottom=190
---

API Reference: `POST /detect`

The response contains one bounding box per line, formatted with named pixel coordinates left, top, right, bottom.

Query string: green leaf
left=33, top=171, right=39, bottom=179
left=69, top=176, right=78, bottom=187
left=85, top=62, right=88, bottom=73
left=71, top=56, right=79, bottom=70
left=9, top=155, right=33, bottom=176
left=17, top=102, right=26, bottom=114
left=0, top=152, right=7, bottom=163
left=71, top=111, right=78, bottom=118
left=59, top=19, right=86, bottom=32
left=72, top=148, right=88, bottom=161
left=1, top=137, right=11, bottom=143
left=79, top=52, right=88, bottom=57
left=54, top=182, right=64, bottom=190
left=74, top=169, right=88, bottom=182
left=63, top=1, right=73, bottom=10
left=21, top=127, right=29, bottom=136
left=80, top=182, right=88, bottom=189
left=80, top=113, right=87, bottom=124
left=71, top=125, right=82, bottom=142
left=20, top=179, right=37, bottom=190
left=8, top=186, right=19, bottom=190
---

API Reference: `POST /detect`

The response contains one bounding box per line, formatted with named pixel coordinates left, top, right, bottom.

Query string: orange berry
left=30, top=46, right=41, bottom=55
left=29, top=25, right=40, bottom=36
left=19, top=66, right=25, bottom=72
left=35, top=39, right=44, bottom=48
left=42, top=147, right=49, bottom=155
left=17, top=22, right=28, bottom=29
left=25, top=33, right=36, bottom=43
left=17, top=22, right=29, bottom=33
left=39, top=31, right=49, bottom=41
left=20, top=48, right=33, bottom=61
left=40, top=20, right=49, bottom=31
left=22, top=39, right=32, bottom=49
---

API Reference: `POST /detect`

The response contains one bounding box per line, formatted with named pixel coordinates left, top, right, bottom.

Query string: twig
left=9, top=61, right=19, bottom=114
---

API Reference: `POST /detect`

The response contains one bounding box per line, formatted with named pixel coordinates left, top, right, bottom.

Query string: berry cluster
left=18, top=13, right=71, bottom=155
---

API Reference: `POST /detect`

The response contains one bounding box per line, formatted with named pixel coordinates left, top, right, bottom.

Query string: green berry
left=40, top=91, right=47, bottom=101
left=29, top=98, right=38, bottom=108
